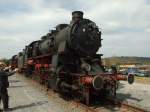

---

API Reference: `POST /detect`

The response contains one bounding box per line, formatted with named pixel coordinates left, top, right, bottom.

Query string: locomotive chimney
left=72, top=11, right=83, bottom=22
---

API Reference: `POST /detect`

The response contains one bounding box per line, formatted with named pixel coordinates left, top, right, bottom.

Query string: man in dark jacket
left=0, top=67, right=16, bottom=111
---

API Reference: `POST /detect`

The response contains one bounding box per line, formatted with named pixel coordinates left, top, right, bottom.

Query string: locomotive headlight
left=81, top=63, right=91, bottom=72
left=83, top=28, right=86, bottom=32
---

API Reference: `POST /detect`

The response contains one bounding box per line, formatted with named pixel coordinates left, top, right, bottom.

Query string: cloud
left=85, top=0, right=150, bottom=34
left=0, top=0, right=149, bottom=58
left=100, top=31, right=149, bottom=57
left=145, top=28, right=150, bottom=33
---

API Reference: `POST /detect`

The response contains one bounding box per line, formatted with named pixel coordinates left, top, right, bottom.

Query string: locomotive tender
left=11, top=11, right=134, bottom=105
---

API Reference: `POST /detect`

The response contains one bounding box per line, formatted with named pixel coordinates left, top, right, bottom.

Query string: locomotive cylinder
left=81, top=76, right=104, bottom=90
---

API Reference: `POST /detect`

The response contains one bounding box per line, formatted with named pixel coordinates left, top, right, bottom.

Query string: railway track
left=22, top=74, right=147, bottom=112
left=72, top=98, right=147, bottom=112
left=105, top=98, right=147, bottom=112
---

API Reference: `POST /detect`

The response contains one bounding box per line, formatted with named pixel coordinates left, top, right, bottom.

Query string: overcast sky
left=0, top=0, right=149, bottom=58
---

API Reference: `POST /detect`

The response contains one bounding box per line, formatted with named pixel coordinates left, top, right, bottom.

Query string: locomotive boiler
left=11, top=11, right=134, bottom=105
left=38, top=11, right=101, bottom=57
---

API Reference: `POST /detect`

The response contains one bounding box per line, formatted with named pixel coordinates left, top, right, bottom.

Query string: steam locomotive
left=11, top=11, right=134, bottom=105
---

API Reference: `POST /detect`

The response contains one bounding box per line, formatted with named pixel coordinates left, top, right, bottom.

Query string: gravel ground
left=117, top=81, right=150, bottom=111
left=5, top=74, right=95, bottom=112
left=2, top=74, right=149, bottom=112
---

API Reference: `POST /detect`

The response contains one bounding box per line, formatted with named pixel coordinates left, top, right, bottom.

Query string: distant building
left=102, top=56, right=150, bottom=71
left=119, top=64, right=150, bottom=71
left=119, top=64, right=136, bottom=68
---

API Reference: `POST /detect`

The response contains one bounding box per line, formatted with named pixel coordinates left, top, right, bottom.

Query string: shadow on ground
left=9, top=80, right=20, bottom=83
left=116, top=93, right=142, bottom=102
left=9, top=85, right=25, bottom=88
left=11, top=101, right=48, bottom=111
left=91, top=92, right=142, bottom=112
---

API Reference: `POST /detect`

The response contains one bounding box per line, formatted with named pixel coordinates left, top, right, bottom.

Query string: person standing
left=0, top=67, right=16, bottom=111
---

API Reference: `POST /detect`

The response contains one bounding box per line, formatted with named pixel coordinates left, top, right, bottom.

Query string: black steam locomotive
left=11, top=11, right=134, bottom=105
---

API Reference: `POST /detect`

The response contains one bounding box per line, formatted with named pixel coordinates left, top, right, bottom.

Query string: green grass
left=135, top=76, right=150, bottom=84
